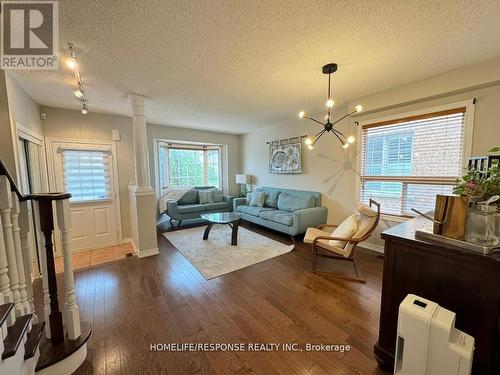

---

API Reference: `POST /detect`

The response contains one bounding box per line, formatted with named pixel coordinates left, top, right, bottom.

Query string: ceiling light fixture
left=299, top=63, right=362, bottom=150
left=67, top=42, right=89, bottom=115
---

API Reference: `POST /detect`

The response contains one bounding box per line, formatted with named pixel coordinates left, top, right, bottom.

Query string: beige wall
left=40, top=106, right=241, bottom=239
left=242, top=59, right=500, bottom=250
left=0, top=71, right=16, bottom=178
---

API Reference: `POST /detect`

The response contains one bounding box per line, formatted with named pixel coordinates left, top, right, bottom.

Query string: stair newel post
left=56, top=198, right=81, bottom=339
left=19, top=200, right=36, bottom=320
left=10, top=193, right=28, bottom=314
left=0, top=175, right=22, bottom=317
left=33, top=200, right=51, bottom=336
left=37, top=198, right=64, bottom=344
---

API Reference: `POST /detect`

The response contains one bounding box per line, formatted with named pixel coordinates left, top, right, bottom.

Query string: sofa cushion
left=277, top=192, right=315, bottom=212
left=212, top=189, right=224, bottom=203
left=236, top=205, right=273, bottom=217
left=198, top=190, right=214, bottom=204
left=204, top=202, right=229, bottom=211
left=259, top=210, right=294, bottom=226
left=177, top=204, right=207, bottom=214
left=178, top=189, right=198, bottom=204
left=249, top=191, right=267, bottom=207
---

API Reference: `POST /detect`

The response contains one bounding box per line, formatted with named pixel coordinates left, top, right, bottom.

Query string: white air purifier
left=394, top=294, right=475, bottom=375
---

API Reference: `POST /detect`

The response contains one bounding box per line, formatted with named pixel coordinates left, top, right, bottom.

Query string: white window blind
left=62, top=149, right=112, bottom=202
left=159, top=143, right=222, bottom=191
left=360, top=107, right=466, bottom=217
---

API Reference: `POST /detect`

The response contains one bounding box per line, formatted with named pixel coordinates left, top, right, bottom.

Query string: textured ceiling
left=11, top=0, right=500, bottom=134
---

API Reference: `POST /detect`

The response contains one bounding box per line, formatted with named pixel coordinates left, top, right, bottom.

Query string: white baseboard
left=137, top=247, right=159, bottom=258
left=359, top=242, right=384, bottom=254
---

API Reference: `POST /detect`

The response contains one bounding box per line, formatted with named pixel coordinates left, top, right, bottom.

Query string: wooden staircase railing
left=0, top=159, right=89, bottom=373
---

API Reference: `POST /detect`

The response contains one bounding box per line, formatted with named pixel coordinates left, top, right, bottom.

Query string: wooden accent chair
left=304, top=199, right=380, bottom=283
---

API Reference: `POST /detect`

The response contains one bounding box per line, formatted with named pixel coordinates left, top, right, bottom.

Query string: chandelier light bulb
left=66, top=58, right=77, bottom=69
left=326, top=99, right=334, bottom=108
left=304, top=137, right=312, bottom=145
left=347, top=136, right=355, bottom=144
left=74, top=89, right=83, bottom=98
left=308, top=144, right=314, bottom=150
left=355, top=104, right=363, bottom=112
left=81, top=108, right=88, bottom=115
left=342, top=142, right=349, bottom=149
left=324, top=115, right=330, bottom=121
left=298, top=111, right=305, bottom=118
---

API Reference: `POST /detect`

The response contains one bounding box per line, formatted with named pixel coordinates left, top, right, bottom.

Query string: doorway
left=46, top=139, right=122, bottom=253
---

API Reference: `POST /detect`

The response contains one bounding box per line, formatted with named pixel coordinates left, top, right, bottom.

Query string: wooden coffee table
left=200, top=212, right=241, bottom=246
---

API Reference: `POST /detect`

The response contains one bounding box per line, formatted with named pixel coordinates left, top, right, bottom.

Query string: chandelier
left=298, top=63, right=362, bottom=150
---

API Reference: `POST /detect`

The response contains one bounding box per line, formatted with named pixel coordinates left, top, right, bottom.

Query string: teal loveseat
left=233, top=187, right=327, bottom=236
left=165, top=186, right=235, bottom=227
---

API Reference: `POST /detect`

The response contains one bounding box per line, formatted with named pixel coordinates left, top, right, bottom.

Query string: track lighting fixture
left=298, top=63, right=362, bottom=149
left=67, top=43, right=89, bottom=115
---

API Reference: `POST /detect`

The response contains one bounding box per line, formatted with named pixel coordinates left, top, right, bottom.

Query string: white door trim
left=45, top=137, right=123, bottom=247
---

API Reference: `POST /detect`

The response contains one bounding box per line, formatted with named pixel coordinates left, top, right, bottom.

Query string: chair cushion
left=259, top=210, right=294, bottom=226
left=198, top=190, right=214, bottom=204
left=178, top=189, right=198, bottom=204
left=177, top=204, right=207, bottom=214
left=277, top=192, right=315, bottom=212
left=329, top=214, right=358, bottom=248
left=236, top=205, right=273, bottom=217
left=304, top=228, right=346, bottom=256
left=204, top=202, right=229, bottom=211
left=212, top=189, right=224, bottom=203
left=249, top=191, right=267, bottom=207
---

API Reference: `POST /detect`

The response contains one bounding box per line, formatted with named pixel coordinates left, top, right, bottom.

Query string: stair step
left=2, top=313, right=33, bottom=359
left=24, top=322, right=45, bottom=360
left=0, top=303, right=14, bottom=328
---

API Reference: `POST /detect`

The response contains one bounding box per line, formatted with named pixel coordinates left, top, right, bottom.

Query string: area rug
left=163, top=226, right=294, bottom=279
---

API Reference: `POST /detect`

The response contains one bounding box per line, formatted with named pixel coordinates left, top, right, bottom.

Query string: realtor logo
left=1, top=1, right=59, bottom=70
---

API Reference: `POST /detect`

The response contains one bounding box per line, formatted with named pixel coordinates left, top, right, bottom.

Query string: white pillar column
left=128, top=94, right=159, bottom=258
left=130, top=94, right=152, bottom=189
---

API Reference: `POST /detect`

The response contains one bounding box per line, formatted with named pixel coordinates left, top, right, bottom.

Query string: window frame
left=355, top=99, right=475, bottom=219
left=156, top=141, right=223, bottom=193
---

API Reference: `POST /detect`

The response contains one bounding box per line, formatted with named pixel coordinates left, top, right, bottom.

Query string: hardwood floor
left=40, top=221, right=388, bottom=374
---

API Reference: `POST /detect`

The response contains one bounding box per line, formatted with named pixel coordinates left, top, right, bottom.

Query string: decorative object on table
left=466, top=195, right=499, bottom=247
left=297, top=63, right=362, bottom=150
left=268, top=136, right=302, bottom=174
left=433, top=195, right=469, bottom=240
left=459, top=149, right=500, bottom=203
left=303, top=199, right=380, bottom=283
left=235, top=174, right=252, bottom=197
left=163, top=225, right=294, bottom=279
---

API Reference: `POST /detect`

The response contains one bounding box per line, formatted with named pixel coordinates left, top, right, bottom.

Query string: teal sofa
left=233, top=187, right=327, bottom=236
left=165, top=186, right=235, bottom=227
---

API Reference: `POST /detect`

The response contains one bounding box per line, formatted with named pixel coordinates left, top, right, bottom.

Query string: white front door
left=48, top=139, right=120, bottom=252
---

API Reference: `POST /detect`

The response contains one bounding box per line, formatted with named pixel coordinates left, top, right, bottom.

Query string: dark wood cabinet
left=374, top=216, right=500, bottom=374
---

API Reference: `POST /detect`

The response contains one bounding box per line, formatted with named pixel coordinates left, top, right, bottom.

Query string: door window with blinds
left=61, top=149, right=112, bottom=202
left=359, top=107, right=468, bottom=216
left=158, top=143, right=222, bottom=191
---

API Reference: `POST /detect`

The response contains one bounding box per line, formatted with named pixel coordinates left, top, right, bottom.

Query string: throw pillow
left=264, top=190, right=281, bottom=208
left=212, top=189, right=224, bottom=203
left=329, top=214, right=358, bottom=248
left=249, top=191, right=267, bottom=207
left=198, top=190, right=214, bottom=204
left=245, top=192, right=253, bottom=205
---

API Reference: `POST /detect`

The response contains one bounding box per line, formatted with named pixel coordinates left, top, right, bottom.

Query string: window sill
left=380, top=213, right=412, bottom=223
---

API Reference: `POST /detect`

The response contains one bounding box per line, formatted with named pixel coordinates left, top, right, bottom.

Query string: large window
left=360, top=107, right=468, bottom=216
left=62, top=149, right=111, bottom=202
left=159, top=143, right=222, bottom=191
